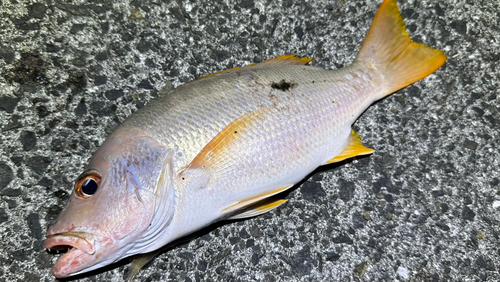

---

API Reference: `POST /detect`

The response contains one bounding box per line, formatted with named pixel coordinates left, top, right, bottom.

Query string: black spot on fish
left=271, top=79, right=297, bottom=91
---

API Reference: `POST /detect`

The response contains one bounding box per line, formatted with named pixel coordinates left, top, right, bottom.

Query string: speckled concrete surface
left=0, top=0, right=499, bottom=281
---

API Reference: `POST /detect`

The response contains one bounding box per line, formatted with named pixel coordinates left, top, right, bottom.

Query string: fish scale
left=177, top=67, right=373, bottom=200
left=43, top=0, right=446, bottom=279
left=121, top=63, right=383, bottom=174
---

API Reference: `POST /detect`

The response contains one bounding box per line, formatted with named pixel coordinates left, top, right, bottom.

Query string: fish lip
left=43, top=232, right=96, bottom=278
left=44, top=231, right=96, bottom=255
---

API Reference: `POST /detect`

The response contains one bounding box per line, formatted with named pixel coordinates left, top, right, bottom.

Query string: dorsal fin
left=191, top=54, right=313, bottom=83
left=195, top=65, right=253, bottom=81
left=258, top=54, right=314, bottom=65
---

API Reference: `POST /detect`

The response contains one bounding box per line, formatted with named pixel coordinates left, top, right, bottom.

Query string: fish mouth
left=43, top=232, right=96, bottom=278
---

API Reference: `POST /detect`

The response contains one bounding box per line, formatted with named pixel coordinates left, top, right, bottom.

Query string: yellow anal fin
left=258, top=54, right=314, bottom=65
left=185, top=108, right=269, bottom=171
left=326, top=130, right=374, bottom=164
left=354, top=0, right=446, bottom=95
left=227, top=198, right=288, bottom=220
left=223, top=184, right=294, bottom=214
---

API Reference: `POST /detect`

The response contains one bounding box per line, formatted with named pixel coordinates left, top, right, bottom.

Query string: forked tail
left=354, top=0, right=447, bottom=96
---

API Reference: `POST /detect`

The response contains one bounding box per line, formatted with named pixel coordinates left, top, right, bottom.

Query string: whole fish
left=43, top=0, right=446, bottom=279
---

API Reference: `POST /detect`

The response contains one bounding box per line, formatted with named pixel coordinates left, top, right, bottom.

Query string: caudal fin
left=355, top=0, right=447, bottom=95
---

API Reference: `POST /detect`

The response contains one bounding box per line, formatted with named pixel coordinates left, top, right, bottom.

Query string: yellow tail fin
left=355, top=0, right=447, bottom=95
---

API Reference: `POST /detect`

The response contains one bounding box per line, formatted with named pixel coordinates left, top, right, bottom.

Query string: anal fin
left=326, top=130, right=374, bottom=164
left=227, top=198, right=288, bottom=220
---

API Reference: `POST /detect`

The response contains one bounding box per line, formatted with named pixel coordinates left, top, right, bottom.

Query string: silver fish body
left=123, top=62, right=383, bottom=199
left=43, top=0, right=446, bottom=278
left=117, top=62, right=383, bottom=242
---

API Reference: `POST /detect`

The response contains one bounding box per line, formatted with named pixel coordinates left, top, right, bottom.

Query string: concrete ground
left=0, top=0, right=499, bottom=281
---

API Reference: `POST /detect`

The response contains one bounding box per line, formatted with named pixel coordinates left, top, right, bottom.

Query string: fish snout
left=43, top=232, right=97, bottom=278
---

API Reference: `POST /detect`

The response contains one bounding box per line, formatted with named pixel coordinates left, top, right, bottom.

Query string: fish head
left=44, top=130, right=175, bottom=278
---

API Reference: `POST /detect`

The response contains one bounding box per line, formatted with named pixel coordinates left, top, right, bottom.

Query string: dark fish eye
left=82, top=179, right=98, bottom=195
left=75, top=170, right=101, bottom=198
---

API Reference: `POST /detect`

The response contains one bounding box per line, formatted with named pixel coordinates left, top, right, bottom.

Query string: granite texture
left=0, top=0, right=499, bottom=281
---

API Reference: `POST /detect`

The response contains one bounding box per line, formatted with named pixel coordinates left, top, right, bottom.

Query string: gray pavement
left=0, top=0, right=499, bottom=281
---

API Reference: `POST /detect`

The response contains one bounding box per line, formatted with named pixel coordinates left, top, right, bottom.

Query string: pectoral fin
left=326, top=130, right=374, bottom=164
left=227, top=198, right=288, bottom=220
left=185, top=107, right=269, bottom=171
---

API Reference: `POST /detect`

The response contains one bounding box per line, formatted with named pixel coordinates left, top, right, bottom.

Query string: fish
left=43, top=0, right=446, bottom=279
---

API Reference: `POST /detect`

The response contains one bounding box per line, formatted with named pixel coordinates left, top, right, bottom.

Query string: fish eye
left=75, top=170, right=101, bottom=198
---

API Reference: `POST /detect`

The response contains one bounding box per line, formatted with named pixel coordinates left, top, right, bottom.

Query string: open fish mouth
left=43, top=232, right=96, bottom=278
